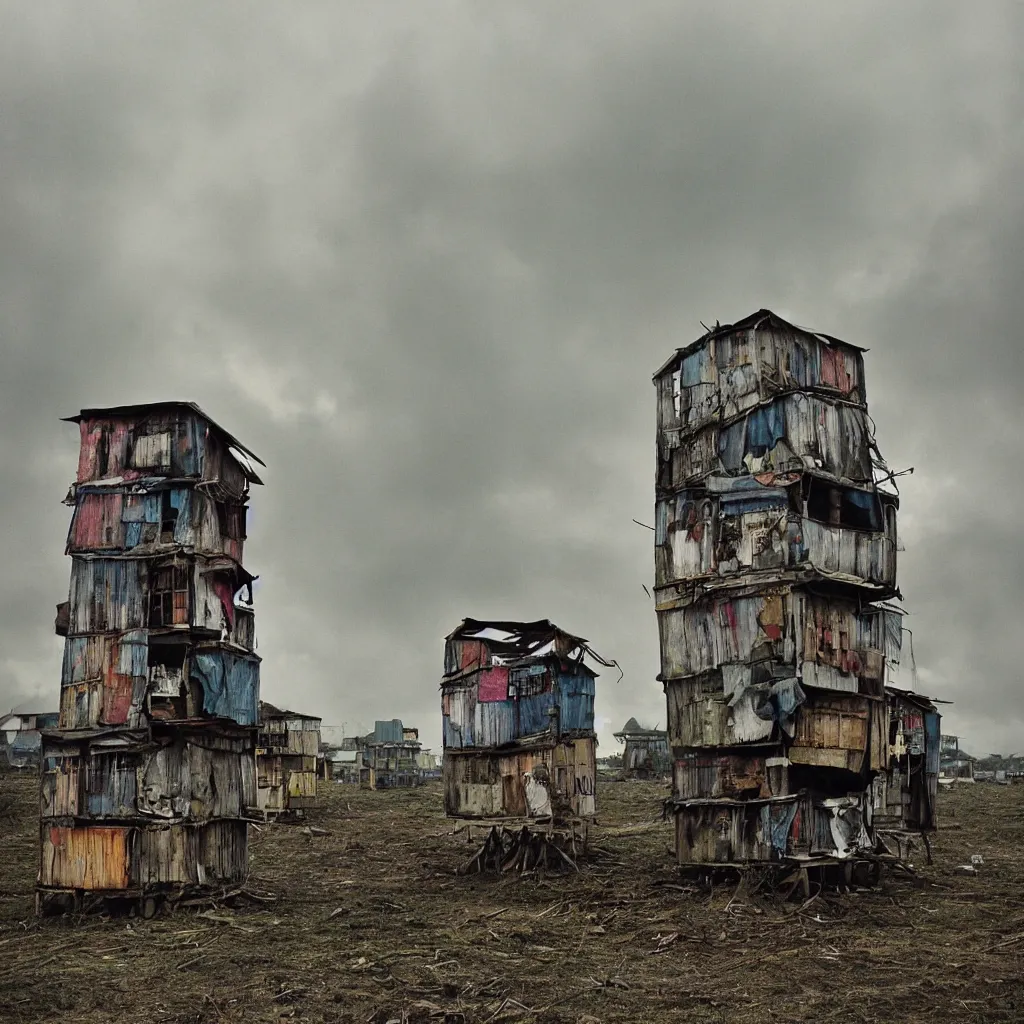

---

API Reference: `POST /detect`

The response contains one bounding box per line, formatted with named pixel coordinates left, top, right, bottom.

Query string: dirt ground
left=1, top=771, right=1022, bottom=1024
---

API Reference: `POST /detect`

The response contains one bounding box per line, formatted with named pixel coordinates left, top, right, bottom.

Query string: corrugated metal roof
left=653, top=308, right=867, bottom=380
left=259, top=701, right=322, bottom=722
left=62, top=402, right=265, bottom=468
left=372, top=719, right=405, bottom=744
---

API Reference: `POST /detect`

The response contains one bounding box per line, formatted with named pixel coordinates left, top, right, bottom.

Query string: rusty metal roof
left=445, top=617, right=618, bottom=672
left=653, top=308, right=868, bottom=380
left=62, top=401, right=266, bottom=469
left=258, top=701, right=322, bottom=722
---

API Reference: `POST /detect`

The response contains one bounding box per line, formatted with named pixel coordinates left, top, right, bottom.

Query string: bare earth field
left=1, top=772, right=1022, bottom=1024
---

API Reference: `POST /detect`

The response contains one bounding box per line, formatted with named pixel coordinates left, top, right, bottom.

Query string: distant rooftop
left=259, top=701, right=322, bottom=723
left=615, top=717, right=666, bottom=737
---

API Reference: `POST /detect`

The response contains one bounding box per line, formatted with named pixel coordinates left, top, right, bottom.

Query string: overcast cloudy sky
left=2, top=1, right=1021, bottom=758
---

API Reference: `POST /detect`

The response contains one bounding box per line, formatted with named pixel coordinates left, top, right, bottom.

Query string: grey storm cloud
left=1, top=1, right=1022, bottom=756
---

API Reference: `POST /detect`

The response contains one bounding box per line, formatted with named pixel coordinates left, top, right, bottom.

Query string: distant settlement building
left=440, top=619, right=616, bottom=871
left=939, top=735, right=976, bottom=782
left=361, top=719, right=425, bottom=789
left=654, top=311, right=909, bottom=875
left=40, top=402, right=264, bottom=914
left=1, top=709, right=59, bottom=768
left=256, top=701, right=321, bottom=819
left=613, top=718, right=671, bottom=779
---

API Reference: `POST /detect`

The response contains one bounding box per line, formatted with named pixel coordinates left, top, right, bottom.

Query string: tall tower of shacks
left=40, top=403, right=264, bottom=914
left=653, top=311, right=905, bottom=875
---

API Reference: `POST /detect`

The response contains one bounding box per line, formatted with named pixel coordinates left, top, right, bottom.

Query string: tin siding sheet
left=139, top=740, right=253, bottom=821
left=68, top=559, right=146, bottom=634
left=443, top=688, right=476, bottom=749
left=660, top=394, right=873, bottom=490
left=666, top=681, right=775, bottom=750
left=673, top=753, right=769, bottom=800
left=70, top=493, right=126, bottom=551
left=59, top=632, right=147, bottom=729
left=76, top=420, right=134, bottom=483
left=84, top=754, right=138, bottom=818
left=556, top=673, right=595, bottom=733
left=134, top=820, right=247, bottom=887
left=41, top=756, right=81, bottom=818
left=659, top=590, right=883, bottom=696
left=515, top=694, right=550, bottom=737
left=567, top=737, right=596, bottom=818
left=60, top=682, right=103, bottom=730
left=658, top=596, right=769, bottom=679
left=674, top=801, right=786, bottom=865
left=661, top=327, right=866, bottom=442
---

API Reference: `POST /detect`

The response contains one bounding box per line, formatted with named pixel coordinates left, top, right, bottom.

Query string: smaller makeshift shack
left=256, top=702, right=321, bottom=820
left=872, top=688, right=943, bottom=860
left=614, top=717, right=671, bottom=779
left=326, top=748, right=362, bottom=784
left=939, top=735, right=975, bottom=782
left=441, top=618, right=617, bottom=823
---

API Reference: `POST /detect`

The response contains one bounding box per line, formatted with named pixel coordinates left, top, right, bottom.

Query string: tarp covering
left=191, top=650, right=260, bottom=726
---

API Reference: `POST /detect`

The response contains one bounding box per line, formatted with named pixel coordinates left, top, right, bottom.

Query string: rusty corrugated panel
left=67, top=559, right=147, bottom=634
left=69, top=493, right=125, bottom=551
left=40, top=826, right=131, bottom=890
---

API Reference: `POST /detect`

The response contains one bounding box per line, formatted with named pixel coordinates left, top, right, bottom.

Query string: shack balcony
left=40, top=725, right=259, bottom=827
left=66, top=485, right=248, bottom=564
left=656, top=586, right=903, bottom=699
left=59, top=630, right=260, bottom=731
left=655, top=476, right=898, bottom=600
left=61, top=554, right=257, bottom=652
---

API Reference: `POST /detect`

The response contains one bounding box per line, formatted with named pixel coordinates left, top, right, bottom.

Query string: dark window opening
left=149, top=563, right=189, bottom=627
left=789, top=763, right=866, bottom=798
left=147, top=642, right=186, bottom=670
left=507, top=667, right=547, bottom=700
left=160, top=491, right=179, bottom=538
left=804, top=479, right=881, bottom=532
left=96, top=429, right=109, bottom=478
left=216, top=502, right=247, bottom=541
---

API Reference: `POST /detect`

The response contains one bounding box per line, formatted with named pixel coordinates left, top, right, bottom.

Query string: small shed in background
left=939, top=735, right=976, bottom=783
left=1, top=708, right=59, bottom=768
left=362, top=719, right=424, bottom=789
left=613, top=717, right=671, bottom=779
left=256, top=701, right=321, bottom=820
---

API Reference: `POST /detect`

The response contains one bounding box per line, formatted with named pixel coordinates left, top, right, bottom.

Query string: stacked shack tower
left=441, top=618, right=615, bottom=873
left=653, top=311, right=905, bottom=875
left=40, top=402, right=264, bottom=914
